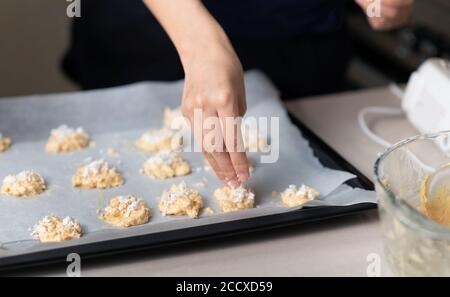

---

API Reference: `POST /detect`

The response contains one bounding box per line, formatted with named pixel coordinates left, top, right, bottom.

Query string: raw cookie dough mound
left=163, top=106, right=188, bottom=130
left=241, top=121, right=270, bottom=152
left=31, top=215, right=82, bottom=243
left=159, top=181, right=203, bottom=218
left=136, top=128, right=180, bottom=152
left=280, top=184, right=320, bottom=207
left=100, top=195, right=151, bottom=227
left=72, top=159, right=123, bottom=189
left=1, top=170, right=46, bottom=197
left=0, top=133, right=12, bottom=152
left=143, top=150, right=191, bottom=179
left=46, top=125, right=90, bottom=153
left=214, top=186, right=255, bottom=213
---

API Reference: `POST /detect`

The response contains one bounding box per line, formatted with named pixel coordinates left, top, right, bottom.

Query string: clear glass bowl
left=375, top=131, right=450, bottom=276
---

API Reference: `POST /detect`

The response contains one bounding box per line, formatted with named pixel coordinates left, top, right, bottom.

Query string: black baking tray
left=0, top=112, right=376, bottom=272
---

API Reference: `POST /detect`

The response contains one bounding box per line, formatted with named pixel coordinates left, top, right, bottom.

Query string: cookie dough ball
left=241, top=122, right=269, bottom=152
left=136, top=128, right=180, bottom=152
left=72, top=159, right=123, bottom=189
left=31, top=215, right=82, bottom=243
left=214, top=186, right=255, bottom=213
left=163, top=107, right=189, bottom=130
left=1, top=170, right=46, bottom=197
left=0, top=133, right=12, bottom=152
left=280, top=184, right=320, bottom=207
left=46, top=125, right=90, bottom=153
left=159, top=182, right=203, bottom=219
left=143, top=150, right=191, bottom=179
left=100, top=195, right=151, bottom=228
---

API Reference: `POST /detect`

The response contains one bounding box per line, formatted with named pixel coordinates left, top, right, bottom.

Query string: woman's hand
left=181, top=36, right=249, bottom=187
left=356, top=0, right=414, bottom=31
left=144, top=0, right=249, bottom=186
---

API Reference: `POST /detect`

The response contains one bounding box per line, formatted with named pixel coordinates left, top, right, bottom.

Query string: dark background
left=0, top=0, right=448, bottom=97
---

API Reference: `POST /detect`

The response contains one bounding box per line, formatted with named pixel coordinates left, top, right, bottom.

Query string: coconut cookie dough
left=214, top=186, right=255, bottom=213
left=46, top=125, right=90, bottom=153
left=0, top=133, right=12, bottom=152
left=143, top=150, right=191, bottom=179
left=241, top=122, right=270, bottom=152
left=163, top=106, right=188, bottom=130
left=31, top=215, right=82, bottom=243
left=1, top=170, right=46, bottom=197
left=159, top=182, right=203, bottom=219
left=136, top=128, right=180, bottom=152
left=420, top=175, right=450, bottom=227
left=100, top=195, right=151, bottom=228
left=280, top=184, right=320, bottom=207
left=72, top=159, right=123, bottom=189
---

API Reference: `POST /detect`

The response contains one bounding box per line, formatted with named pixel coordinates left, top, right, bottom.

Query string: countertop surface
left=12, top=87, right=418, bottom=277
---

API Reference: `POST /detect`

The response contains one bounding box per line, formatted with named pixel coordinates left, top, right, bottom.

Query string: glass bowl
left=375, top=131, right=450, bottom=276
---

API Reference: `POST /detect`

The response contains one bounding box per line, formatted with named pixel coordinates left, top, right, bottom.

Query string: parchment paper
left=0, top=71, right=375, bottom=258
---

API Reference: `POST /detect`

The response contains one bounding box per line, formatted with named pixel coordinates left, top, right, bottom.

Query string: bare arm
left=143, top=0, right=249, bottom=187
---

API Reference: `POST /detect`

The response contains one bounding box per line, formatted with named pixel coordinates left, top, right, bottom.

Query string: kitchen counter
left=13, top=87, right=415, bottom=277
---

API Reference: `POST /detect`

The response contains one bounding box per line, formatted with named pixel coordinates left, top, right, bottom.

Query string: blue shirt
left=64, top=0, right=347, bottom=88
left=203, top=0, right=345, bottom=40
left=78, top=0, right=345, bottom=41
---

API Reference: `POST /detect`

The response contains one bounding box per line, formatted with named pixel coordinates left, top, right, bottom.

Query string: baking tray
left=0, top=111, right=375, bottom=272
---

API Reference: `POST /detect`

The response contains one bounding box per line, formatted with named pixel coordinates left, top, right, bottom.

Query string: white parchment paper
left=0, top=71, right=375, bottom=258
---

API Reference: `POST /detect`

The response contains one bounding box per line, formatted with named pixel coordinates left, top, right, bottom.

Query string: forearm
left=143, top=0, right=232, bottom=68
left=144, top=0, right=249, bottom=186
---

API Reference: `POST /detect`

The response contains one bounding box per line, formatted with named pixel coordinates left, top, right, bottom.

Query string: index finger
left=218, top=106, right=250, bottom=184
left=202, top=110, right=240, bottom=187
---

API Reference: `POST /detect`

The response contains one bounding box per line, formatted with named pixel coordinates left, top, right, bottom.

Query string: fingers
left=182, top=98, right=225, bottom=181
left=218, top=101, right=249, bottom=185
left=238, top=85, right=247, bottom=116
left=183, top=103, right=248, bottom=186
left=180, top=71, right=249, bottom=187
left=211, top=150, right=241, bottom=187
left=204, top=151, right=225, bottom=181
left=201, top=109, right=241, bottom=187
left=227, top=144, right=250, bottom=184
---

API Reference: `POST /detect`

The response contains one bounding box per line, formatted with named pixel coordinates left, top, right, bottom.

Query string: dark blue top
left=203, top=0, right=345, bottom=39
left=64, top=0, right=347, bottom=88
left=77, top=0, right=345, bottom=41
